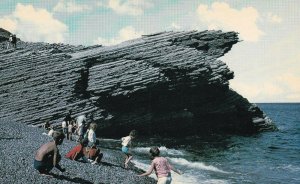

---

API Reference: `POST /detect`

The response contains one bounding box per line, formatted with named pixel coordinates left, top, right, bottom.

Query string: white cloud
left=93, top=26, right=143, bottom=46
left=231, top=73, right=300, bottom=102
left=170, top=22, right=181, bottom=30
left=108, top=0, right=153, bottom=16
left=266, top=12, right=282, bottom=23
left=95, top=1, right=104, bottom=7
left=0, top=17, right=17, bottom=32
left=278, top=73, right=300, bottom=93
left=197, top=2, right=264, bottom=42
left=53, top=0, right=92, bottom=13
left=231, top=81, right=284, bottom=102
left=0, top=3, right=68, bottom=43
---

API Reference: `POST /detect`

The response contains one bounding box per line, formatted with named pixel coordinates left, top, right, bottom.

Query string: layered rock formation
left=0, top=28, right=11, bottom=42
left=0, top=28, right=276, bottom=137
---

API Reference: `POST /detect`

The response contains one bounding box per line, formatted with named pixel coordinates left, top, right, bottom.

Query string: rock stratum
left=0, top=29, right=276, bottom=137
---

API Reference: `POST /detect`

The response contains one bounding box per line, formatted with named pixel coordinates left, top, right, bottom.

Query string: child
left=84, top=144, right=103, bottom=165
left=72, top=121, right=77, bottom=137
left=76, top=114, right=86, bottom=141
left=48, top=126, right=54, bottom=137
left=65, top=140, right=88, bottom=163
left=138, top=147, right=182, bottom=184
left=121, top=130, right=136, bottom=168
left=43, top=121, right=50, bottom=131
left=87, top=122, right=97, bottom=147
left=34, top=131, right=66, bottom=175
left=68, top=120, right=74, bottom=140
left=61, top=120, right=68, bottom=138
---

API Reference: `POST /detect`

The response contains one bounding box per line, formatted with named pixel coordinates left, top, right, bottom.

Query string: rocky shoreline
left=0, top=120, right=155, bottom=184
left=0, top=28, right=277, bottom=138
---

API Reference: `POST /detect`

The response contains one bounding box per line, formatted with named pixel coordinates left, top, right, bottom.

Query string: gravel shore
left=0, top=120, right=155, bottom=184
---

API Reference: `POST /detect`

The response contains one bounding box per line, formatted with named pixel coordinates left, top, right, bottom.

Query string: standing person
left=68, top=120, right=74, bottom=140
left=43, top=121, right=50, bottom=131
left=87, top=122, right=97, bottom=147
left=34, top=131, right=66, bottom=175
left=61, top=120, right=68, bottom=138
left=65, top=110, right=72, bottom=124
left=121, top=130, right=136, bottom=168
left=12, top=34, right=17, bottom=49
left=7, top=34, right=13, bottom=49
left=138, top=147, right=182, bottom=184
left=48, top=126, right=54, bottom=137
left=76, top=114, right=86, bottom=141
left=72, top=120, right=77, bottom=137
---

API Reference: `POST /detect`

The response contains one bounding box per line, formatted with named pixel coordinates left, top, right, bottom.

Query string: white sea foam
left=101, top=138, right=120, bottom=142
left=132, top=147, right=150, bottom=154
left=168, top=157, right=231, bottom=174
left=133, top=146, right=185, bottom=156
left=280, top=164, right=300, bottom=172
left=159, top=146, right=185, bottom=156
left=132, top=160, right=202, bottom=184
left=201, top=179, right=230, bottom=184
left=132, top=159, right=228, bottom=184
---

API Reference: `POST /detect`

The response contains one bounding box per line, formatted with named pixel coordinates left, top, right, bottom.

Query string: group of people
left=121, top=130, right=182, bottom=184
left=35, top=112, right=101, bottom=172
left=34, top=111, right=182, bottom=184
left=7, top=34, right=17, bottom=49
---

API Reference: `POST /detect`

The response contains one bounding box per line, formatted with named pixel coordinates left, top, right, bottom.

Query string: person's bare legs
left=124, top=155, right=129, bottom=168
left=125, top=155, right=133, bottom=168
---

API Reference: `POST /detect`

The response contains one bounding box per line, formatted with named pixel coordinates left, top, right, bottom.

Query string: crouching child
left=84, top=144, right=103, bottom=165
left=34, top=131, right=66, bottom=175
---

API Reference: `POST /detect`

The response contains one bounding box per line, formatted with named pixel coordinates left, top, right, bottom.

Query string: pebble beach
left=0, top=119, right=155, bottom=184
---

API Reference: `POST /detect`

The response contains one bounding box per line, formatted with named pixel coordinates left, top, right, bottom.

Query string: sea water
left=102, top=103, right=300, bottom=184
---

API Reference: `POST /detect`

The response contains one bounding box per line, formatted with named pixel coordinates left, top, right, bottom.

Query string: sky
left=0, top=0, right=299, bottom=103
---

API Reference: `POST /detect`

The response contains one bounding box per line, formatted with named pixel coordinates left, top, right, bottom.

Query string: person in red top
left=84, top=144, right=103, bottom=164
left=65, top=140, right=88, bottom=162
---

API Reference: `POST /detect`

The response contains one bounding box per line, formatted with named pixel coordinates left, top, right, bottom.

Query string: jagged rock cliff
left=0, top=28, right=11, bottom=42
left=0, top=29, right=276, bottom=137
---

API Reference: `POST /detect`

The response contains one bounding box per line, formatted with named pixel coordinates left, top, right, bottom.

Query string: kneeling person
left=84, top=144, right=103, bottom=164
left=65, top=140, right=88, bottom=162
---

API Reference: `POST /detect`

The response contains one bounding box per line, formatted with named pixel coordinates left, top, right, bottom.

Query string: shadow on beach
left=50, top=173, right=96, bottom=184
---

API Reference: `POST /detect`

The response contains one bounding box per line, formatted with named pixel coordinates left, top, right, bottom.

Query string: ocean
left=101, top=103, right=300, bottom=184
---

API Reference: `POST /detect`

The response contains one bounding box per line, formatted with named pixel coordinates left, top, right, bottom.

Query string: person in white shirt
left=121, top=130, right=137, bottom=168
left=76, top=114, right=86, bottom=141
left=7, top=34, right=13, bottom=49
left=87, top=122, right=97, bottom=147
left=61, top=121, right=68, bottom=138
left=68, top=120, right=74, bottom=140
left=48, top=126, right=54, bottom=137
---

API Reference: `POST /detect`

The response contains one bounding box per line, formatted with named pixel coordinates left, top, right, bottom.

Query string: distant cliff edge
left=0, top=28, right=277, bottom=137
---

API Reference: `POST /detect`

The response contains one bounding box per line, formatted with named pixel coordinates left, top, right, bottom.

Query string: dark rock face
left=0, top=29, right=276, bottom=137
left=0, top=28, right=11, bottom=42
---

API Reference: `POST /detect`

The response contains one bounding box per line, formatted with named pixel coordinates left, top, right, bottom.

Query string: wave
left=280, top=164, right=300, bottom=172
left=101, top=138, right=121, bottom=142
left=200, top=179, right=230, bottom=184
left=133, top=146, right=185, bottom=156
left=132, top=160, right=229, bottom=184
left=168, top=157, right=231, bottom=174
left=132, top=160, right=200, bottom=184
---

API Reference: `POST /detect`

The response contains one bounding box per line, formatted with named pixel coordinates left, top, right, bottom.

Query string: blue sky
left=1, top=0, right=299, bottom=103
